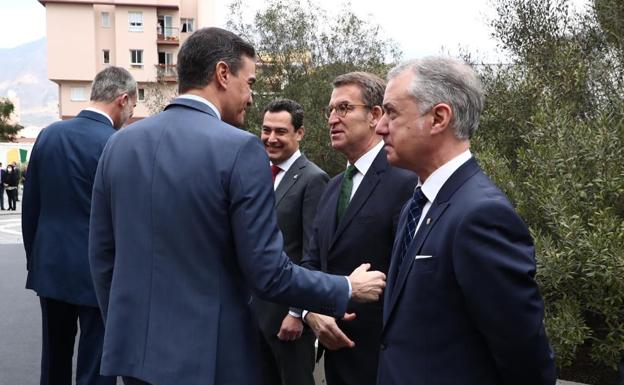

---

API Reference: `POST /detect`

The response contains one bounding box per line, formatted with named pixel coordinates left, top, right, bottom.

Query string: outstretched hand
left=348, top=263, right=386, bottom=302
left=306, top=312, right=356, bottom=350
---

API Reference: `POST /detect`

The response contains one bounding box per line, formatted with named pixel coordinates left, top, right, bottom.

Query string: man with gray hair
left=374, top=56, right=556, bottom=385
left=22, top=66, right=136, bottom=385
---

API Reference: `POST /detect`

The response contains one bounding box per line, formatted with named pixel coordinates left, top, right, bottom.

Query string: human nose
left=375, top=114, right=388, bottom=136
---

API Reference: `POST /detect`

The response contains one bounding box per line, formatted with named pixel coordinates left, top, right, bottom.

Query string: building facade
left=40, top=0, right=216, bottom=120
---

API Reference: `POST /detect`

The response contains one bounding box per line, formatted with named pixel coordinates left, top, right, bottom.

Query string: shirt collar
left=272, top=149, right=301, bottom=173
left=178, top=94, right=221, bottom=120
left=84, top=107, right=114, bottom=126
left=419, top=150, right=472, bottom=203
left=351, top=140, right=384, bottom=175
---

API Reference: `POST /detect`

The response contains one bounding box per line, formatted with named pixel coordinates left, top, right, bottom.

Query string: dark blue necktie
left=398, top=187, right=428, bottom=267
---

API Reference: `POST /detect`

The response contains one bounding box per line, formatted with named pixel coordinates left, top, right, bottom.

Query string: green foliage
left=475, top=0, right=624, bottom=382
left=227, top=0, right=400, bottom=176
left=0, top=99, right=21, bottom=142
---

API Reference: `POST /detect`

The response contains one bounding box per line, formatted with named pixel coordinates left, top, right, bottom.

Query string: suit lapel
left=329, top=150, right=387, bottom=250
left=274, top=155, right=307, bottom=206
left=383, top=158, right=481, bottom=327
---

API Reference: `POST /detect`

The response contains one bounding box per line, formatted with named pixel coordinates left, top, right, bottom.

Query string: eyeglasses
left=323, top=103, right=370, bottom=119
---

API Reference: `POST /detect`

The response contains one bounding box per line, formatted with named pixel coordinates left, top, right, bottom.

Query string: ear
left=430, top=103, right=452, bottom=135
left=117, top=93, right=129, bottom=107
left=215, top=61, right=230, bottom=89
left=369, top=105, right=384, bottom=128
left=296, top=126, right=305, bottom=141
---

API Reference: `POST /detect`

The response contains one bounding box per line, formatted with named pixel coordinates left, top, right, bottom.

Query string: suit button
left=380, top=342, right=387, bottom=351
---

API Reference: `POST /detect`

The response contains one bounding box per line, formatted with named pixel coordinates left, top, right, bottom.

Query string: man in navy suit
left=374, top=56, right=557, bottom=385
left=300, top=72, right=416, bottom=385
left=22, top=66, right=137, bottom=385
left=253, top=99, right=329, bottom=385
left=88, top=28, right=386, bottom=385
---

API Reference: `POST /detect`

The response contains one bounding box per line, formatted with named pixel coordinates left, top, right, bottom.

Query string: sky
left=0, top=0, right=591, bottom=61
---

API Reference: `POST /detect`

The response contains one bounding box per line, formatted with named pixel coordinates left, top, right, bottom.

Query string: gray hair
left=90, top=66, right=137, bottom=103
left=388, top=57, right=484, bottom=139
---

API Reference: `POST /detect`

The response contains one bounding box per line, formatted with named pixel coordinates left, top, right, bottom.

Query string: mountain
left=0, top=38, right=59, bottom=128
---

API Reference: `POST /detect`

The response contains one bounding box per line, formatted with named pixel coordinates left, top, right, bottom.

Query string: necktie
left=398, top=187, right=428, bottom=267
left=336, top=164, right=358, bottom=221
left=271, top=164, right=281, bottom=182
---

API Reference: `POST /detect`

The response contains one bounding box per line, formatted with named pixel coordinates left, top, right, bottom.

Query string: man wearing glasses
left=299, top=72, right=417, bottom=385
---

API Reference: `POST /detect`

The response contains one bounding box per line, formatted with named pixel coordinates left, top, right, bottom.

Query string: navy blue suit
left=22, top=110, right=116, bottom=385
left=378, top=157, right=556, bottom=385
left=301, top=149, right=416, bottom=385
left=88, top=98, right=350, bottom=385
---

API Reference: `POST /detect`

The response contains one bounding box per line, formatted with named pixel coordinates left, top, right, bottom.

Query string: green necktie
left=337, top=164, right=358, bottom=222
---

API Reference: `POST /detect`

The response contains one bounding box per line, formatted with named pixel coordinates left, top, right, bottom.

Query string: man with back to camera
left=299, top=72, right=417, bottom=385
left=22, top=66, right=136, bottom=385
left=88, top=27, right=386, bottom=385
left=374, top=56, right=556, bottom=385
left=253, top=98, right=329, bottom=385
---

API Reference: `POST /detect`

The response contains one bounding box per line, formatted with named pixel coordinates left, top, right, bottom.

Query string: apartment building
left=39, top=0, right=216, bottom=120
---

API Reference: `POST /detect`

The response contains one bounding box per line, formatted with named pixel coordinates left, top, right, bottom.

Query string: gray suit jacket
left=254, top=154, right=329, bottom=334
left=88, top=98, right=349, bottom=385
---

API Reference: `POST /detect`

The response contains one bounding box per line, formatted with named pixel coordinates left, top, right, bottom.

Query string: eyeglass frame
left=323, top=103, right=371, bottom=119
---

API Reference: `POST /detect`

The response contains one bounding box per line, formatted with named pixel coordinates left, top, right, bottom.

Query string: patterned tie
left=398, top=186, right=428, bottom=267
left=271, top=164, right=281, bottom=182
left=336, top=164, right=358, bottom=221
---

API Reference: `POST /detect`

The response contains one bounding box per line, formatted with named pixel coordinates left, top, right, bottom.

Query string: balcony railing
left=156, top=64, right=177, bottom=81
left=156, top=26, right=179, bottom=44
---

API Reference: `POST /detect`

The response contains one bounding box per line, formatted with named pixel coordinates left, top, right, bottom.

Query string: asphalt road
left=0, top=215, right=40, bottom=385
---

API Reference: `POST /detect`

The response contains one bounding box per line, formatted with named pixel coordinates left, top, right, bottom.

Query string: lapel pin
left=426, top=218, right=431, bottom=225
left=293, top=174, right=299, bottom=179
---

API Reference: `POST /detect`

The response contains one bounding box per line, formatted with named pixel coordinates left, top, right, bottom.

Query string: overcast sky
left=1, top=0, right=590, bottom=61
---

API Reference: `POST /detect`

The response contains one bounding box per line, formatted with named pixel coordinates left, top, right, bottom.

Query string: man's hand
left=306, top=312, right=356, bottom=350
left=348, top=263, right=386, bottom=302
left=277, top=314, right=304, bottom=341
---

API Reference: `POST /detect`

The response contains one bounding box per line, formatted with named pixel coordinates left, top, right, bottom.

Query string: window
left=128, top=11, right=143, bottom=32
left=130, top=49, right=143, bottom=66
left=137, top=88, right=145, bottom=101
left=70, top=87, right=86, bottom=101
left=103, top=50, right=110, bottom=64
left=101, top=12, right=110, bottom=28
left=181, top=18, right=194, bottom=33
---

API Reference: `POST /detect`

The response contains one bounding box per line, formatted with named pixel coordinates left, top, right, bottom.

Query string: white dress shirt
left=177, top=94, right=221, bottom=120
left=271, top=149, right=301, bottom=190
left=84, top=107, right=114, bottom=126
left=415, top=150, right=472, bottom=234
left=347, top=140, right=385, bottom=200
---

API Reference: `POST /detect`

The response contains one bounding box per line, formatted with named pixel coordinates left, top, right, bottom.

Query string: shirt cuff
left=302, top=310, right=309, bottom=322
left=345, top=276, right=352, bottom=298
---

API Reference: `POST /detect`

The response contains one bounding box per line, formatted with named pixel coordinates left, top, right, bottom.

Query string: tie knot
left=345, top=164, right=358, bottom=180
left=412, top=186, right=427, bottom=206
left=271, top=164, right=281, bottom=179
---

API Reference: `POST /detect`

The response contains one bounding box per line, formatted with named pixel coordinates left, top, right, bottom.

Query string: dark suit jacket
left=254, top=154, right=329, bottom=335
left=88, top=98, right=350, bottom=385
left=301, top=148, right=417, bottom=384
left=22, top=110, right=116, bottom=306
left=378, top=157, right=556, bottom=385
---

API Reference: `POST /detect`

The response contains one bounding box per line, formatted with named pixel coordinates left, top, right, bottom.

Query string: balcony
left=156, top=26, right=179, bottom=45
left=156, top=64, right=177, bottom=81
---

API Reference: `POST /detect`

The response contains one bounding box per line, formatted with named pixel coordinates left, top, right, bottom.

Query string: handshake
left=347, top=263, right=387, bottom=302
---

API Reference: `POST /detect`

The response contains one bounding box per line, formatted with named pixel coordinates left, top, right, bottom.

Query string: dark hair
left=177, top=27, right=256, bottom=93
left=90, top=66, right=136, bottom=102
left=262, top=99, right=304, bottom=130
left=332, top=72, right=386, bottom=107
